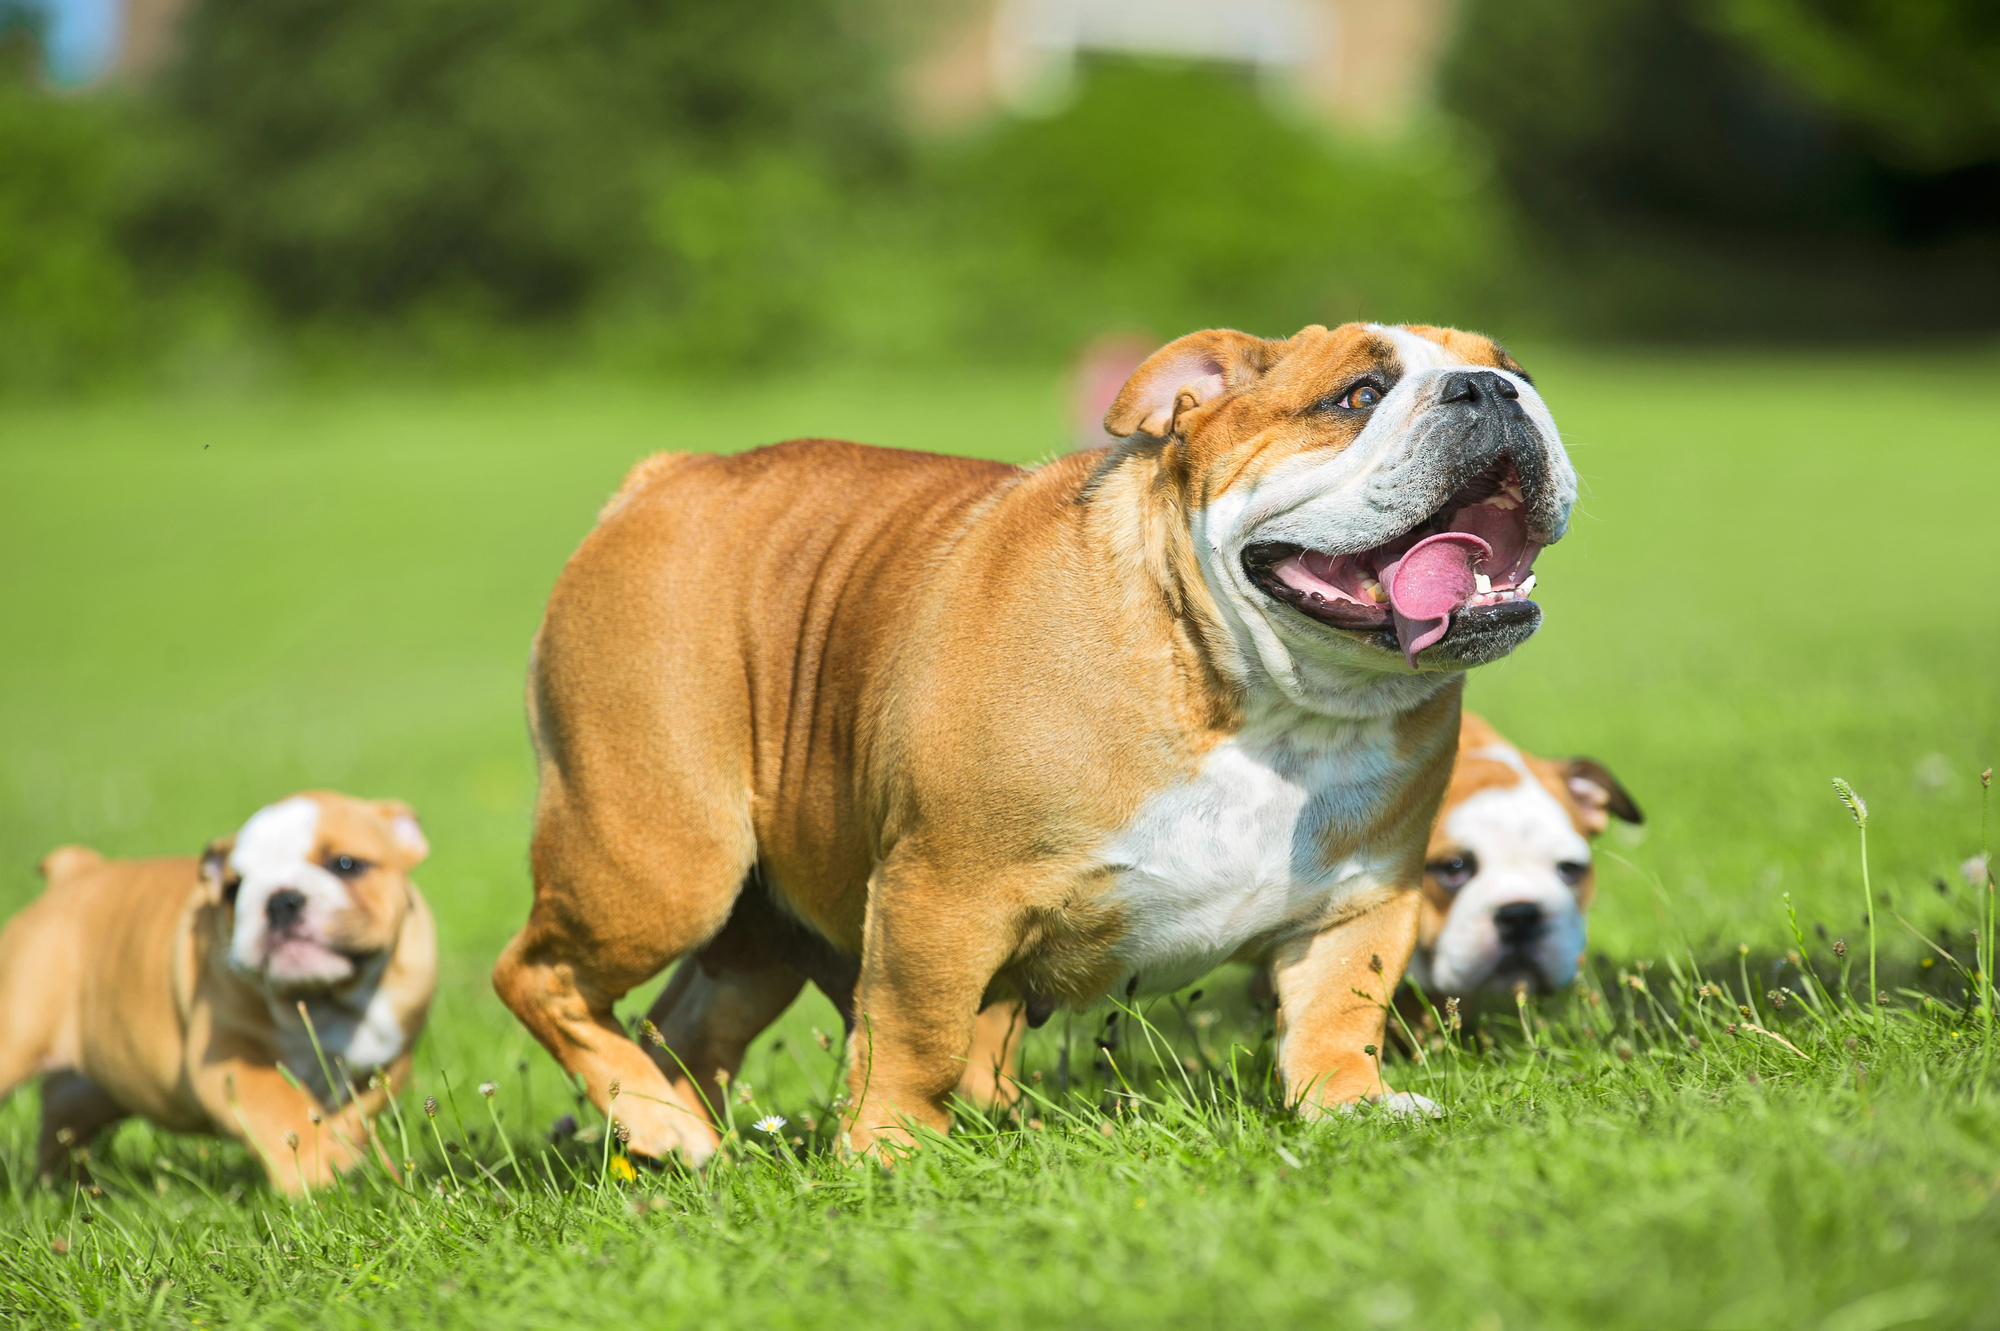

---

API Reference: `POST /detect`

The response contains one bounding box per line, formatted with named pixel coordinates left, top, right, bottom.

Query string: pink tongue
left=1381, top=532, right=1491, bottom=667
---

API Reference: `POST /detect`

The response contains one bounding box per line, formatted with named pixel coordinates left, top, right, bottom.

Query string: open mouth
left=260, top=934, right=361, bottom=987
left=1242, top=460, right=1545, bottom=665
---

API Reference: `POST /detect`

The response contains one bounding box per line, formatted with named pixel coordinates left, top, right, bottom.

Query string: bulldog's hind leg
left=36, top=1072, right=127, bottom=1184
left=644, top=956, right=804, bottom=1129
left=956, top=1002, right=1027, bottom=1110
left=493, top=784, right=752, bottom=1165
left=0, top=896, right=73, bottom=1125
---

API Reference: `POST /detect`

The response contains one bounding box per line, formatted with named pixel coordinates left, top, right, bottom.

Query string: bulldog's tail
left=36, top=846, right=104, bottom=883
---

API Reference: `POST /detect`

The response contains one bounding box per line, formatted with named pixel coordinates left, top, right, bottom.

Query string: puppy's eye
left=1556, top=860, right=1590, bottom=887
left=326, top=854, right=369, bottom=879
left=1427, top=853, right=1477, bottom=890
left=1338, top=383, right=1383, bottom=410
left=222, top=877, right=242, bottom=904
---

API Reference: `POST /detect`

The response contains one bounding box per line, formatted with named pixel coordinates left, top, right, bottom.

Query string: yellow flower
left=610, top=1155, right=636, bottom=1183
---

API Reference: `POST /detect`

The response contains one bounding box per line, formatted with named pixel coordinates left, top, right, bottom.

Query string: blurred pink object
left=1070, top=332, right=1157, bottom=450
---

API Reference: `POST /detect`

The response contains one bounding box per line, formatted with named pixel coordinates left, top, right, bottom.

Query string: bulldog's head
left=1103, top=323, right=1575, bottom=712
left=1411, top=715, right=1641, bottom=995
left=200, top=792, right=428, bottom=998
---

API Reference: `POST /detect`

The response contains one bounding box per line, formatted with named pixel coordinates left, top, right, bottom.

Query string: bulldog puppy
left=1411, top=711, right=1641, bottom=997
left=0, top=793, right=436, bottom=1193
left=495, top=322, right=1577, bottom=1161
left=959, top=710, right=1642, bottom=1103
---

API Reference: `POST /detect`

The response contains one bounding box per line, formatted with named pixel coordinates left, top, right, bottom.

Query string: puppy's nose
left=1438, top=370, right=1520, bottom=406
left=1493, top=901, right=1545, bottom=946
left=266, top=889, right=307, bottom=930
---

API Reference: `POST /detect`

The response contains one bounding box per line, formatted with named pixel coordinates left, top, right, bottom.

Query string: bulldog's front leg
left=195, top=1058, right=372, bottom=1195
left=1270, top=887, right=1432, bottom=1116
left=843, top=864, right=1014, bottom=1157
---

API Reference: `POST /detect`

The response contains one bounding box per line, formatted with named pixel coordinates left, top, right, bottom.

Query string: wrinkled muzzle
left=1237, top=367, right=1575, bottom=669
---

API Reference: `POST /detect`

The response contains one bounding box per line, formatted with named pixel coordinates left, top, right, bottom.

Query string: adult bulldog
left=494, top=322, right=1576, bottom=1160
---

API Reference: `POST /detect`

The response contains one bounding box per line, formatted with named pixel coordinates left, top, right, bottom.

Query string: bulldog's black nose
left=266, top=889, right=307, bottom=930
left=1439, top=370, right=1520, bottom=406
left=1494, top=901, right=1545, bottom=946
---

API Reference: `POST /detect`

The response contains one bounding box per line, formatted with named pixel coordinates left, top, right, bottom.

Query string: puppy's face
left=1412, top=721, right=1640, bottom=995
left=1104, top=324, right=1576, bottom=713
left=200, top=792, right=428, bottom=997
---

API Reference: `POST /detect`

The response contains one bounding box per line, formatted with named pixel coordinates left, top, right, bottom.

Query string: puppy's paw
left=617, top=1095, right=722, bottom=1167
left=1341, top=1091, right=1444, bottom=1120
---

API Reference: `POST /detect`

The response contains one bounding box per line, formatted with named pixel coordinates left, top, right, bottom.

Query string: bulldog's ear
left=199, top=836, right=236, bottom=906
left=1103, top=329, right=1286, bottom=440
left=1564, top=758, right=1643, bottom=836
left=377, top=800, right=429, bottom=865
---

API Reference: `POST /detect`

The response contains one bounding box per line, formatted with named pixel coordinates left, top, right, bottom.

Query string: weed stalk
left=1982, top=768, right=1994, bottom=1038
left=1832, top=779, right=1877, bottom=1024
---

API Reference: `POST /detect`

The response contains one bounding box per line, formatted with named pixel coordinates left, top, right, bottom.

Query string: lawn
left=1, top=348, right=1997, bottom=1329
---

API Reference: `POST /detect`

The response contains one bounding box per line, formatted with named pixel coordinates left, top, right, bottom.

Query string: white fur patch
left=270, top=956, right=408, bottom=1105
left=1101, top=707, right=1409, bottom=994
left=1420, top=744, right=1591, bottom=993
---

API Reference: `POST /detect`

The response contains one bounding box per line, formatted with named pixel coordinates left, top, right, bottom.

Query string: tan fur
left=0, top=793, right=436, bottom=1194
left=494, top=325, right=1538, bottom=1158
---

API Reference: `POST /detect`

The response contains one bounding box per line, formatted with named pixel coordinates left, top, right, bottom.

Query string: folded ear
left=1564, top=758, right=1643, bottom=835
left=199, top=836, right=236, bottom=907
left=376, top=800, right=429, bottom=865
left=1103, top=328, right=1288, bottom=440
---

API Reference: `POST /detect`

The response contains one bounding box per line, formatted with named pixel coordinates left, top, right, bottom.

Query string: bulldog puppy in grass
left=0, top=793, right=436, bottom=1193
left=495, top=322, right=1577, bottom=1160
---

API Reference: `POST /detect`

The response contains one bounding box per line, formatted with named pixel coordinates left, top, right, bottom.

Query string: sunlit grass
left=1, top=348, right=1997, bottom=1327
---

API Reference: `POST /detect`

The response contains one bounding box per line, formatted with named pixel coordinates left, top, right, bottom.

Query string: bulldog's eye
left=1556, top=860, right=1590, bottom=887
left=1427, top=853, right=1477, bottom=890
left=221, top=877, right=242, bottom=904
left=326, top=854, right=370, bottom=879
left=1338, top=383, right=1383, bottom=410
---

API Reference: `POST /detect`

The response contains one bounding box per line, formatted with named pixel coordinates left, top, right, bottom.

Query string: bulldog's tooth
left=1474, top=573, right=1492, bottom=595
left=1519, top=573, right=1537, bottom=596
left=1362, top=578, right=1387, bottom=604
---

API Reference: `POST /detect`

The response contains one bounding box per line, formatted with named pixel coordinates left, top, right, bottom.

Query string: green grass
left=1, top=349, right=1997, bottom=1328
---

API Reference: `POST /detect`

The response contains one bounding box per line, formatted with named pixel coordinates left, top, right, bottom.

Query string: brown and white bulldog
left=0, top=792, right=436, bottom=1193
left=1412, top=712, right=1641, bottom=997
left=494, top=322, right=1577, bottom=1160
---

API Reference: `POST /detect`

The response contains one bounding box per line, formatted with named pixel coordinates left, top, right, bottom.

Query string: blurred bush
left=128, top=0, right=898, bottom=335
left=0, top=36, right=140, bottom=387
left=1709, top=0, right=2000, bottom=172
left=847, top=62, right=1511, bottom=362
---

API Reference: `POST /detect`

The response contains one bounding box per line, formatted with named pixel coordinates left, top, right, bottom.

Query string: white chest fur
left=1099, top=712, right=1408, bottom=994
left=267, top=958, right=408, bottom=1106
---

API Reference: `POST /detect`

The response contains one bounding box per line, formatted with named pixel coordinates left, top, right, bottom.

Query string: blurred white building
left=902, top=0, right=1455, bottom=134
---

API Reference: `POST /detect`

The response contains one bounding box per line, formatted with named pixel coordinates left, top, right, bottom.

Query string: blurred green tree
left=1706, top=0, right=2000, bottom=170
left=0, top=34, right=139, bottom=387
left=129, top=0, right=899, bottom=329
left=1441, top=0, right=2000, bottom=335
